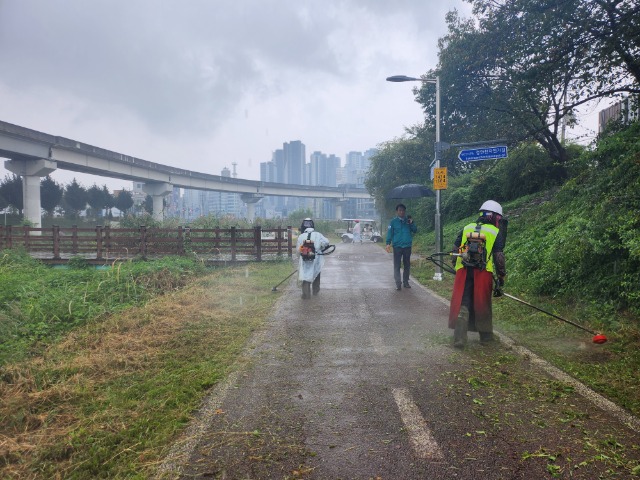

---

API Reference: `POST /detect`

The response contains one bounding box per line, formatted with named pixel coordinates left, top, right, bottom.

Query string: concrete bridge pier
left=142, top=182, right=173, bottom=222
left=333, top=199, right=348, bottom=220
left=241, top=193, right=264, bottom=222
left=4, top=158, right=57, bottom=231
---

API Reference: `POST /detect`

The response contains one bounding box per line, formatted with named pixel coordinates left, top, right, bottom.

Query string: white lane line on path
left=392, top=387, right=445, bottom=460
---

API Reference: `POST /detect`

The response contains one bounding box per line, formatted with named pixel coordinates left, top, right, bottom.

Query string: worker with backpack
left=297, top=218, right=332, bottom=299
left=448, top=200, right=507, bottom=348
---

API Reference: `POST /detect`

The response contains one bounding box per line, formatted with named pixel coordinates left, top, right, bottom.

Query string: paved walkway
left=159, top=241, right=640, bottom=479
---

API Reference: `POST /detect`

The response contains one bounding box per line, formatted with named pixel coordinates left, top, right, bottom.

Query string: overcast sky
left=0, top=0, right=600, bottom=191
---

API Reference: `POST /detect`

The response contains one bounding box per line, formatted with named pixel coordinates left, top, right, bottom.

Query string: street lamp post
left=387, top=75, right=444, bottom=280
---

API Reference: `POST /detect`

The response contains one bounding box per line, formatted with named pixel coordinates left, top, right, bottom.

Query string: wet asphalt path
left=165, top=241, right=640, bottom=479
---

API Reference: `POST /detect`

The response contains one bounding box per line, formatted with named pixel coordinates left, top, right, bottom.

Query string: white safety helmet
left=301, top=217, right=315, bottom=230
left=479, top=200, right=503, bottom=216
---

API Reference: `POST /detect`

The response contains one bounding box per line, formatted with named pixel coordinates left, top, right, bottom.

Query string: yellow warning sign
left=433, top=167, right=448, bottom=190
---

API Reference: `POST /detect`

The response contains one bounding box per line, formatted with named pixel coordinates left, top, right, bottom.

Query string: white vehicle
left=340, top=218, right=383, bottom=243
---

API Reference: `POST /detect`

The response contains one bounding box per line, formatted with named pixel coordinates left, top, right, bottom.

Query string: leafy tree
left=143, top=195, right=153, bottom=215
left=114, top=189, right=134, bottom=215
left=581, top=0, right=640, bottom=85
left=423, top=1, right=640, bottom=167
left=490, top=143, right=573, bottom=201
left=40, top=176, right=63, bottom=216
left=87, top=184, right=107, bottom=218
left=469, top=0, right=640, bottom=86
left=0, top=174, right=23, bottom=212
left=102, top=185, right=114, bottom=217
left=365, top=132, right=433, bottom=207
left=63, top=178, right=88, bottom=218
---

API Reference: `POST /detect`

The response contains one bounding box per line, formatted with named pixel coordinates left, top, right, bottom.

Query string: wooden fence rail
left=0, top=225, right=293, bottom=265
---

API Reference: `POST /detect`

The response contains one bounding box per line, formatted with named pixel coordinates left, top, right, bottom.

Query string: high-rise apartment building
left=284, top=140, right=305, bottom=185
left=309, top=151, right=339, bottom=187
left=260, top=161, right=277, bottom=182
left=273, top=149, right=285, bottom=183
left=345, top=151, right=363, bottom=186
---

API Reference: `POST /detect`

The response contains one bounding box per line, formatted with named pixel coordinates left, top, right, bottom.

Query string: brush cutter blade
left=592, top=334, right=608, bottom=344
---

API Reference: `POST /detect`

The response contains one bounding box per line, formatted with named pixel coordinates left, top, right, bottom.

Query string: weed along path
left=158, top=242, right=640, bottom=479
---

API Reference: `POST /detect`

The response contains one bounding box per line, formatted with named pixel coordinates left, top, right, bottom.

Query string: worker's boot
left=480, top=332, right=495, bottom=344
left=453, top=306, right=469, bottom=349
left=301, top=281, right=311, bottom=299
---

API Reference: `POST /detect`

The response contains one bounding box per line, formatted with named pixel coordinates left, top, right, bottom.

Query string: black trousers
left=393, top=246, right=412, bottom=286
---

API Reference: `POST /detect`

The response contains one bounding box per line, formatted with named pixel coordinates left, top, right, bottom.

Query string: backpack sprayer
left=271, top=243, right=336, bottom=291
left=299, top=231, right=336, bottom=262
left=427, top=249, right=608, bottom=345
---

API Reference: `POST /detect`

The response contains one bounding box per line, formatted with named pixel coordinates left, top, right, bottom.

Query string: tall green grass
left=0, top=250, right=208, bottom=365
left=0, top=253, right=295, bottom=478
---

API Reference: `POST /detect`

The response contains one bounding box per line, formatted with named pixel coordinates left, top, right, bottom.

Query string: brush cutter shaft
left=502, top=292, right=596, bottom=335
left=272, top=270, right=298, bottom=291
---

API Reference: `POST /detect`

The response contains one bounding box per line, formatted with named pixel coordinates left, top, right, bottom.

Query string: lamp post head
left=386, top=75, right=422, bottom=82
left=386, top=75, right=438, bottom=86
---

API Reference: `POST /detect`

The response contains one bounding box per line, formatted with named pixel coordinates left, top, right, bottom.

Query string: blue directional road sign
left=458, top=146, right=508, bottom=162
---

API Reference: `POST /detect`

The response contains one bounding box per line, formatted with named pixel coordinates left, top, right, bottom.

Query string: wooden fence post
left=287, top=226, right=293, bottom=257
left=53, top=225, right=60, bottom=259
left=72, top=225, right=78, bottom=254
left=254, top=225, right=262, bottom=262
left=177, top=226, right=184, bottom=254
left=23, top=226, right=30, bottom=250
left=96, top=225, right=104, bottom=260
left=104, top=226, right=111, bottom=258
left=276, top=227, right=283, bottom=256
left=139, top=226, right=147, bottom=258
left=231, top=226, right=237, bottom=261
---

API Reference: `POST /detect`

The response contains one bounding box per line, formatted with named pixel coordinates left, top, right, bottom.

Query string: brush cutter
left=427, top=252, right=608, bottom=344
left=271, top=269, right=298, bottom=292
left=493, top=283, right=608, bottom=344
left=271, top=244, right=336, bottom=293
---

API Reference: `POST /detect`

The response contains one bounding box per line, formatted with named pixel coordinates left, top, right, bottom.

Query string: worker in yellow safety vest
left=448, top=200, right=507, bottom=348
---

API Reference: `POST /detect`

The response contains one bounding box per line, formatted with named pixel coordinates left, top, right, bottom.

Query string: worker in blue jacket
left=385, top=204, right=417, bottom=290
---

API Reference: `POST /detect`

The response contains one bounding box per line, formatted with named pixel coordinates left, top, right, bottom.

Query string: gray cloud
left=1, top=1, right=347, bottom=132
left=1, top=1, right=463, bottom=131
left=1, top=0, right=482, bottom=186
